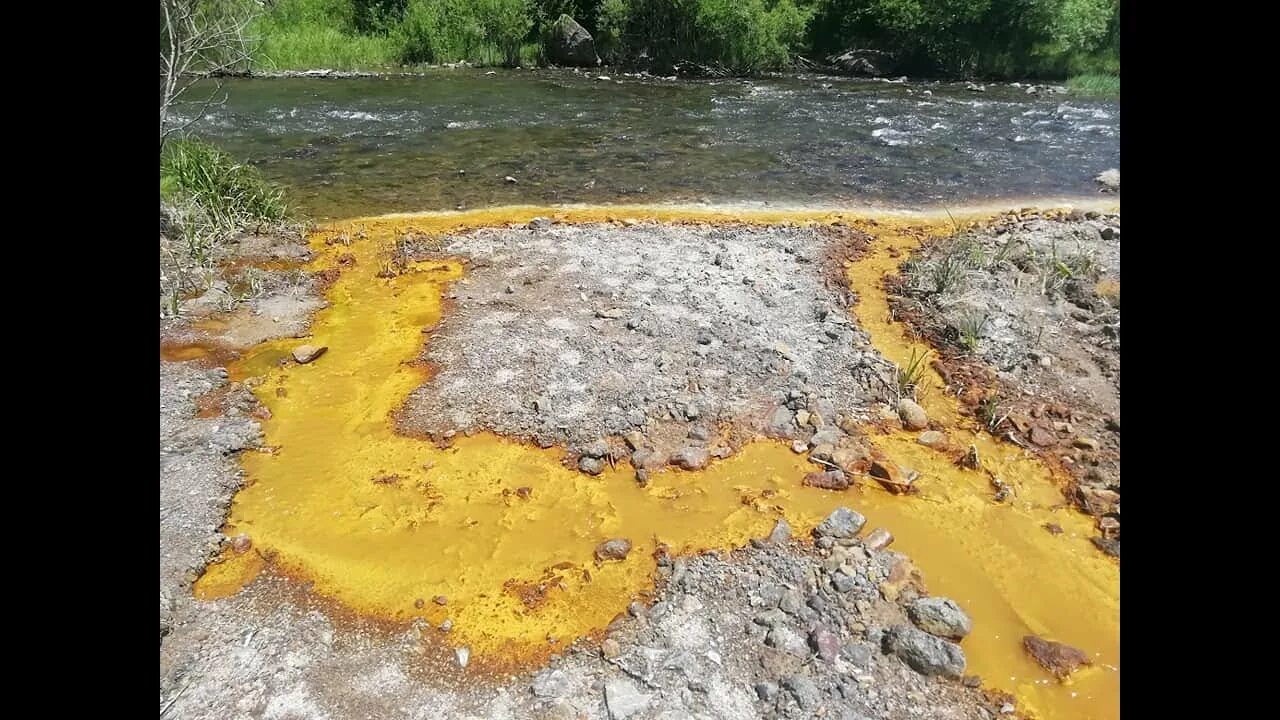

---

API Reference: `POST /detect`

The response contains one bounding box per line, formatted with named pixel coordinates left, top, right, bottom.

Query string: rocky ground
left=160, top=218, right=1018, bottom=720
left=397, top=221, right=896, bottom=479
left=886, top=210, right=1121, bottom=555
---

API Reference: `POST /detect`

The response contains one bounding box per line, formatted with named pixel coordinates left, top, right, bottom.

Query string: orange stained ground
left=192, top=202, right=1120, bottom=720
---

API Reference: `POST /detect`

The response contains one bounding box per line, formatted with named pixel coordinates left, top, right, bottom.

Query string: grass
left=976, top=395, right=1008, bottom=433
left=929, top=251, right=970, bottom=295
left=253, top=25, right=400, bottom=71
left=1068, top=73, right=1120, bottom=97
left=895, top=347, right=931, bottom=400
left=955, top=312, right=988, bottom=353
left=161, top=139, right=288, bottom=229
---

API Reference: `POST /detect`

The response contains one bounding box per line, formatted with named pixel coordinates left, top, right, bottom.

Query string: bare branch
left=159, top=0, right=259, bottom=152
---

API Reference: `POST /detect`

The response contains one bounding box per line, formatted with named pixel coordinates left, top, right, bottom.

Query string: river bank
left=159, top=200, right=1119, bottom=720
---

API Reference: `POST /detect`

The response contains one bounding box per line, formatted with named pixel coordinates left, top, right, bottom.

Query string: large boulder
left=547, top=15, right=599, bottom=67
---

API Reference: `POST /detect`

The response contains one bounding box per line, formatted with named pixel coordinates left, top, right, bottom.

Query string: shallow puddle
left=193, top=202, right=1119, bottom=720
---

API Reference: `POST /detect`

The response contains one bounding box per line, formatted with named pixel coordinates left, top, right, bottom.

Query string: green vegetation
left=244, top=0, right=1120, bottom=79
left=161, top=138, right=288, bottom=229
left=1068, top=73, right=1120, bottom=96
left=160, top=138, right=296, bottom=317
left=895, top=347, right=931, bottom=400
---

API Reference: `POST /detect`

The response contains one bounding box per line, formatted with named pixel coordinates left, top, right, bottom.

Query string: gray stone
left=547, top=15, right=599, bottom=67
left=917, top=430, right=946, bottom=448
left=604, top=678, right=651, bottom=720
left=768, top=518, right=792, bottom=544
left=779, top=589, right=804, bottom=615
left=689, top=425, right=712, bottom=441
left=766, top=626, right=811, bottom=657
left=579, top=456, right=605, bottom=475
left=897, top=398, right=929, bottom=430
left=527, top=216, right=552, bottom=231
left=884, top=625, right=966, bottom=679
left=754, top=681, right=779, bottom=701
left=815, top=507, right=866, bottom=539
left=768, top=407, right=796, bottom=435
left=830, top=571, right=857, bottom=593
left=595, top=538, right=633, bottom=561
left=531, top=668, right=570, bottom=698
left=582, top=439, right=611, bottom=458
left=841, top=642, right=873, bottom=668
left=782, top=674, right=822, bottom=710
left=810, top=427, right=842, bottom=447
left=670, top=447, right=710, bottom=470
left=907, top=597, right=973, bottom=640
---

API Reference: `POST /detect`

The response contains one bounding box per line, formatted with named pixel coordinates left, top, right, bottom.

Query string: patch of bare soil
left=397, top=221, right=896, bottom=476
left=887, top=210, right=1120, bottom=555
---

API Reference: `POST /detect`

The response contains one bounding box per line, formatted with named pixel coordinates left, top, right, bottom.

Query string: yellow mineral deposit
left=193, top=202, right=1119, bottom=720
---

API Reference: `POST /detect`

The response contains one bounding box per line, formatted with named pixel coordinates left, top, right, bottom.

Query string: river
left=177, top=69, right=1119, bottom=220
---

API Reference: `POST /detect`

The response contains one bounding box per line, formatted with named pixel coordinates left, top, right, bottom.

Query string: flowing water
left=178, top=70, right=1118, bottom=219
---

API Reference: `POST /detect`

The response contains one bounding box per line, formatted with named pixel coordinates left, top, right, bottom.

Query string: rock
left=879, top=556, right=925, bottom=602
left=884, top=625, right=966, bottom=679
left=1073, top=436, right=1100, bottom=450
left=815, top=507, right=866, bottom=539
left=582, top=439, right=611, bottom=458
left=1022, top=636, right=1091, bottom=678
left=766, top=625, right=811, bottom=657
left=827, top=48, right=895, bottom=76
left=830, top=571, right=857, bottom=593
left=439, top=619, right=453, bottom=632
left=809, top=443, right=836, bottom=463
left=869, top=460, right=915, bottom=494
left=604, top=678, right=651, bottom=720
left=1095, top=169, right=1120, bottom=192
left=503, top=175, right=517, bottom=184
left=433, top=595, right=448, bottom=606
left=768, top=518, right=792, bottom=544
left=595, top=538, right=633, bottom=562
left=601, top=638, right=622, bottom=659
left=1029, top=425, right=1057, bottom=446
left=796, top=409, right=812, bottom=427
left=1100, top=226, right=1118, bottom=241
left=917, top=430, right=946, bottom=448
left=455, top=646, right=470, bottom=668
left=907, top=597, right=973, bottom=640
left=623, top=431, right=644, bottom=450
left=291, top=344, right=327, bottom=364
left=531, top=668, right=570, bottom=698
left=688, top=425, right=711, bottom=441
left=831, top=445, right=867, bottom=474
left=579, top=456, right=605, bottom=475
left=768, top=407, right=796, bottom=435
left=635, top=468, right=649, bottom=486
left=1075, top=486, right=1119, bottom=514
left=1092, top=536, right=1120, bottom=556
left=779, top=588, right=804, bottom=615
left=782, top=674, right=822, bottom=709
left=547, top=14, right=599, bottom=67
left=754, top=682, right=779, bottom=701
left=863, top=528, right=894, bottom=551
left=631, top=448, right=665, bottom=470
left=670, top=447, right=710, bottom=470
left=810, top=627, right=842, bottom=662
left=810, top=427, right=841, bottom=448
left=897, top=399, right=929, bottom=430
left=804, top=469, right=851, bottom=490
left=791, top=440, right=808, bottom=453
left=527, top=216, right=551, bottom=231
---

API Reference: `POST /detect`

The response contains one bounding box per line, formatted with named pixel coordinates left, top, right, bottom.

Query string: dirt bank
left=885, top=210, right=1120, bottom=554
